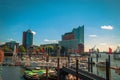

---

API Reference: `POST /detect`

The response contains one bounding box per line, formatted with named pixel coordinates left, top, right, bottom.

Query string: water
left=92, top=53, right=120, bottom=80
left=1, top=53, right=120, bottom=80
left=1, top=66, right=25, bottom=80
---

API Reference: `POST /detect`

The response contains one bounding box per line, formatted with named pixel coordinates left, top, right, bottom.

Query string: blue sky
left=0, top=0, right=120, bottom=51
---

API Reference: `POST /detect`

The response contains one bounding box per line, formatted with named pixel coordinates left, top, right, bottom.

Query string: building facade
left=22, top=29, right=33, bottom=49
left=5, top=41, right=19, bottom=51
left=59, top=25, right=84, bottom=54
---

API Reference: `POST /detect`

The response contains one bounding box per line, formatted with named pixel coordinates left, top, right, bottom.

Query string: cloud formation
left=44, top=39, right=58, bottom=43
left=88, top=35, right=97, bottom=37
left=101, top=25, right=113, bottom=30
left=8, top=38, right=13, bottom=41
left=32, top=31, right=36, bottom=35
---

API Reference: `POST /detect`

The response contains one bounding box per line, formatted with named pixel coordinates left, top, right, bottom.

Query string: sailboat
left=12, top=45, right=21, bottom=66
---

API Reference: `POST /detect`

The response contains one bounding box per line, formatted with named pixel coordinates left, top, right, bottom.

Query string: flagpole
left=108, top=54, right=110, bottom=66
left=108, top=47, right=112, bottom=66
left=106, top=47, right=112, bottom=80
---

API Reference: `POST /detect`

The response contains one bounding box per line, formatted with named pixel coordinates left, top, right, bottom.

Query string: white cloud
left=101, top=25, right=113, bottom=30
left=44, top=39, right=49, bottom=42
left=88, top=35, right=97, bottom=37
left=32, top=31, right=36, bottom=35
left=8, top=38, right=13, bottom=41
left=44, top=39, right=58, bottom=43
left=100, top=43, right=107, bottom=46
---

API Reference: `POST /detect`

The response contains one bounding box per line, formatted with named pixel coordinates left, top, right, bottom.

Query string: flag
left=109, top=47, right=112, bottom=54
left=42, top=48, right=45, bottom=53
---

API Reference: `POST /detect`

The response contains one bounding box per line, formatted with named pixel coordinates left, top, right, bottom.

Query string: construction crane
left=91, top=45, right=96, bottom=53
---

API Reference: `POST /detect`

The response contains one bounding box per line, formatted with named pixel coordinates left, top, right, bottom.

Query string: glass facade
left=60, top=25, right=84, bottom=53
left=23, top=29, right=33, bottom=49
left=5, top=41, right=19, bottom=51
left=73, top=25, right=84, bottom=44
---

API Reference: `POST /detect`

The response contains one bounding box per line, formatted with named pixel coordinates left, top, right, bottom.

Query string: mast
left=12, top=45, right=18, bottom=63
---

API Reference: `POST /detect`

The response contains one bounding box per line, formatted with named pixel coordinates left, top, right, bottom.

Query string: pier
left=60, top=67, right=105, bottom=80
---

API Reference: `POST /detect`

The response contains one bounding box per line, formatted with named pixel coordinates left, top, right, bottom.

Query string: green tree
left=19, top=45, right=26, bottom=52
left=2, top=45, right=12, bottom=52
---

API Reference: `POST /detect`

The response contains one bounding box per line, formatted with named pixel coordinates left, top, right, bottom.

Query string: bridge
left=59, top=67, right=105, bottom=80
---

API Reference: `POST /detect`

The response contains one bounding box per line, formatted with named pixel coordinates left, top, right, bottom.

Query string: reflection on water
left=1, top=66, right=25, bottom=80
left=92, top=53, right=120, bottom=80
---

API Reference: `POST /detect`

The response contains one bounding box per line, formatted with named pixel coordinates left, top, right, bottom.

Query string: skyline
left=1, top=0, right=120, bottom=52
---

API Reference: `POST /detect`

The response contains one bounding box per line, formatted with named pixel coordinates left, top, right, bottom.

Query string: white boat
left=96, top=61, right=106, bottom=68
left=79, top=63, right=87, bottom=70
left=113, top=46, right=120, bottom=60
left=70, top=63, right=87, bottom=70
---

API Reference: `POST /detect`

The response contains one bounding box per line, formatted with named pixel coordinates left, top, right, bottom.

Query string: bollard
left=90, top=58, right=93, bottom=73
left=106, top=59, right=110, bottom=80
left=76, top=59, right=79, bottom=80
left=88, top=57, right=91, bottom=72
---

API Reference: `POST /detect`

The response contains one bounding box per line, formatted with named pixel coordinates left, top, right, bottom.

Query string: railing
left=61, top=67, right=105, bottom=80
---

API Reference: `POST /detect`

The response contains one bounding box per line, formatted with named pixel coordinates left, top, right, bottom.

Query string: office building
left=22, top=29, right=33, bottom=49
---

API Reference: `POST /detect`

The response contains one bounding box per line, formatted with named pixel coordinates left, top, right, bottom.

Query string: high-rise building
left=59, top=25, right=84, bottom=54
left=22, top=29, right=33, bottom=49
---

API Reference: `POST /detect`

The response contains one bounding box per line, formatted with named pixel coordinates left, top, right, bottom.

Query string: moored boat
left=113, top=52, right=120, bottom=60
left=113, top=46, right=120, bottom=60
left=96, top=61, right=106, bottom=68
left=115, top=68, right=120, bottom=75
left=23, top=69, right=56, bottom=80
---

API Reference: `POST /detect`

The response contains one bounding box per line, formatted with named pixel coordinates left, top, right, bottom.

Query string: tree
left=19, top=45, right=26, bottom=52
left=2, top=45, right=12, bottom=52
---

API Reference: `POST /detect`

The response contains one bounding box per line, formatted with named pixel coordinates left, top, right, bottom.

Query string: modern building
left=22, top=29, right=33, bottom=50
left=5, top=41, right=19, bottom=51
left=59, top=25, right=84, bottom=54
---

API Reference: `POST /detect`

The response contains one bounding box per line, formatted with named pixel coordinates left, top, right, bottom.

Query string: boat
left=113, top=46, right=120, bottom=60
left=96, top=61, right=106, bottom=68
left=23, top=69, right=56, bottom=80
left=70, top=63, right=87, bottom=70
left=24, top=70, right=40, bottom=80
left=115, top=67, right=120, bottom=75
left=113, top=52, right=120, bottom=60
left=79, top=63, right=87, bottom=70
